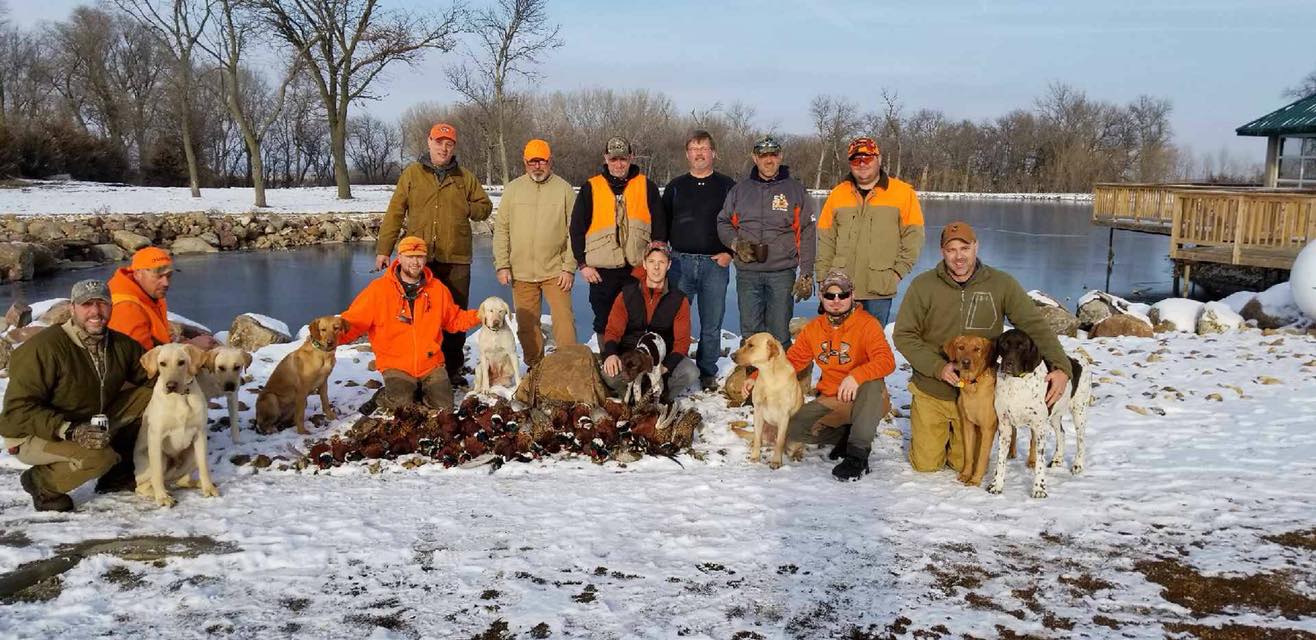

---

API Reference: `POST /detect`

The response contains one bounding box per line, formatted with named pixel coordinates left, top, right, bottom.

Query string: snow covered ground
left=0, top=317, right=1314, bottom=638
left=0, top=180, right=1082, bottom=216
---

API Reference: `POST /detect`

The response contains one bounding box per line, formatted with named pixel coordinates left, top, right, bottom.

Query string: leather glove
left=792, top=273, right=814, bottom=302
left=733, top=239, right=757, bottom=263
left=68, top=422, right=110, bottom=450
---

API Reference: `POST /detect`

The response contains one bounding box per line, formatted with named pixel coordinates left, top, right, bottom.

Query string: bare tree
left=255, top=0, right=462, bottom=199
left=1285, top=68, right=1316, bottom=99
left=197, top=0, right=302, bottom=207
left=446, top=0, right=561, bottom=185
left=114, top=0, right=215, bottom=197
left=809, top=95, right=860, bottom=189
left=347, top=114, right=400, bottom=183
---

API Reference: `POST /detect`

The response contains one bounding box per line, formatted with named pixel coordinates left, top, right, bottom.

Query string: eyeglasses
left=849, top=155, right=877, bottom=167
left=822, top=291, right=852, bottom=301
left=526, top=158, right=548, bottom=166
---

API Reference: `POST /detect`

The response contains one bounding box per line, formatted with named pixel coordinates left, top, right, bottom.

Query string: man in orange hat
left=494, top=139, right=578, bottom=369
left=344, top=235, right=481, bottom=412
left=107, top=247, right=183, bottom=350
left=376, top=122, right=492, bottom=386
left=815, top=136, right=924, bottom=325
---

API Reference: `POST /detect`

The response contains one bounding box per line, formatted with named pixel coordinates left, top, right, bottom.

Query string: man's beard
left=77, top=318, right=106, bottom=336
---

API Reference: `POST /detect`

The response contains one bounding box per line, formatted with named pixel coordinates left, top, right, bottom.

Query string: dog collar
left=311, top=339, right=335, bottom=352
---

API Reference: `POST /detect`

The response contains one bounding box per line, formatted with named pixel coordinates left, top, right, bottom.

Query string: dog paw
left=1048, top=458, right=1063, bottom=468
left=1031, top=486, right=1048, bottom=499
left=956, top=473, right=973, bottom=485
left=201, top=484, right=221, bottom=498
left=986, top=482, right=1004, bottom=495
left=1071, top=462, right=1085, bottom=475
left=324, top=409, right=338, bottom=421
left=154, top=492, right=176, bottom=508
left=747, top=448, right=760, bottom=464
left=174, top=476, right=195, bottom=488
left=768, top=457, right=783, bottom=470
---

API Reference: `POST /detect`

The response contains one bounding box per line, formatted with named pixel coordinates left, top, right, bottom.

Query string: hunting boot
left=827, top=424, right=853, bottom=461
left=832, top=447, right=871, bottom=482
left=21, top=469, right=74, bottom=512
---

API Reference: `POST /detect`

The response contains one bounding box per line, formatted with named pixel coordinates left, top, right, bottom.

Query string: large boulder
left=1197, top=302, right=1244, bottom=335
left=1076, top=291, right=1132, bottom=330
left=112, top=230, right=153, bottom=252
left=0, top=339, right=11, bottom=369
left=5, top=302, right=32, bottom=329
left=171, top=236, right=218, bottom=255
left=1240, top=282, right=1302, bottom=330
left=5, top=325, right=47, bottom=345
left=0, top=242, right=36, bottom=282
left=39, top=300, right=72, bottom=326
left=1148, top=298, right=1205, bottom=333
left=1089, top=313, right=1154, bottom=338
left=29, top=243, right=59, bottom=276
left=1029, top=290, right=1079, bottom=337
left=227, top=313, right=291, bottom=352
left=89, top=243, right=128, bottom=263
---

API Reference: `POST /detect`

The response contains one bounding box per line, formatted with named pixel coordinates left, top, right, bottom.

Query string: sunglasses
left=822, top=291, right=852, bottom=301
left=849, top=155, right=877, bottom=167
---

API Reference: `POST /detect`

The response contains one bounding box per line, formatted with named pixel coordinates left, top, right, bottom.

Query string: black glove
left=792, top=274, right=814, bottom=302
left=68, top=422, right=110, bottom=450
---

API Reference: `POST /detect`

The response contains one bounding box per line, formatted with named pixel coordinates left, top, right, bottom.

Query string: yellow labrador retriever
left=197, top=346, right=253, bottom=443
left=474, top=296, right=521, bottom=393
left=732, top=332, right=804, bottom=469
left=134, top=343, right=219, bottom=508
left=256, top=316, right=347, bottom=435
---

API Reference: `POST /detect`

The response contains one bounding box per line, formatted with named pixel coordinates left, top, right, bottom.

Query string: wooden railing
left=1092, top=183, right=1184, bottom=230
left=1171, top=190, right=1316, bottom=269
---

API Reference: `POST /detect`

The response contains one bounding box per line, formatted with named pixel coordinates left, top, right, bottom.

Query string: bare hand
left=1045, top=369, right=1070, bottom=407
left=374, top=254, right=389, bottom=271
left=660, top=365, right=669, bottom=376
left=581, top=266, right=602, bottom=284
left=557, top=271, right=574, bottom=291
left=741, top=377, right=756, bottom=399
left=714, top=253, right=732, bottom=268
left=837, top=375, right=860, bottom=403
left=603, top=354, right=621, bottom=378
left=939, top=362, right=961, bottom=387
left=496, top=268, right=512, bottom=286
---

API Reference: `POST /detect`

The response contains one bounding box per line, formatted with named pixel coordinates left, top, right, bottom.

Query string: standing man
left=1, top=280, right=152, bottom=511
left=893, top=222, right=1072, bottom=473
left=716, top=135, right=817, bottom=348
left=655, top=130, right=736, bottom=391
left=345, top=236, right=482, bottom=412
left=570, top=136, right=662, bottom=342
left=494, top=139, right=578, bottom=369
left=376, top=122, right=493, bottom=386
left=815, top=137, right=925, bottom=325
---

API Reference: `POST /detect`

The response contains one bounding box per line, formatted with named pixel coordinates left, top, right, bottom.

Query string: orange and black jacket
left=601, top=270, right=692, bottom=371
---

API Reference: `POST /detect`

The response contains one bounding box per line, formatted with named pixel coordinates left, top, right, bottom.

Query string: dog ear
left=336, top=316, right=351, bottom=335
left=241, top=350, right=254, bottom=370
left=942, top=337, right=959, bottom=360
left=1023, top=334, right=1041, bottom=371
left=140, top=347, right=160, bottom=379
left=202, top=348, right=219, bottom=372
left=184, top=345, right=207, bottom=376
left=308, top=319, right=323, bottom=343
left=767, top=340, right=780, bottom=360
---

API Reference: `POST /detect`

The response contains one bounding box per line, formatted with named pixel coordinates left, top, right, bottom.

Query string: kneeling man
left=341, top=236, right=481, bottom=412
left=600, top=243, right=700, bottom=403
left=1, top=280, right=152, bottom=511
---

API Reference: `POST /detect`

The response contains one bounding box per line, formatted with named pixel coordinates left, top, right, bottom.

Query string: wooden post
left=1105, top=226, right=1115, bottom=292
left=1181, top=263, right=1192, bottom=298
left=1264, top=136, right=1280, bottom=189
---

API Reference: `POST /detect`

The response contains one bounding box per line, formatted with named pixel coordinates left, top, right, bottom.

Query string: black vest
left=619, top=281, right=686, bottom=353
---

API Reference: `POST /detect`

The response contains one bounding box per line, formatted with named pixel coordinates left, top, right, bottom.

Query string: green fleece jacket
left=893, top=261, right=1072, bottom=401
left=0, top=324, right=147, bottom=442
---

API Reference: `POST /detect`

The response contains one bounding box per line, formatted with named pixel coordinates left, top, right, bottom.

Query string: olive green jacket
left=377, top=157, right=493, bottom=264
left=893, top=261, right=1072, bottom=400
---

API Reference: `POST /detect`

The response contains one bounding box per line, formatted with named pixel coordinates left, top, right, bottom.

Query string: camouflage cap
left=605, top=136, right=632, bottom=157
left=71, top=279, right=111, bottom=305
left=819, top=269, right=854, bottom=294
left=752, top=136, right=782, bottom=155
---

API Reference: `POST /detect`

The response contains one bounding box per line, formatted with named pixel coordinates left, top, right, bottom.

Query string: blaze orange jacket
left=786, top=309, right=895, bottom=397
left=107, top=268, right=171, bottom=350
left=339, top=261, right=480, bottom=378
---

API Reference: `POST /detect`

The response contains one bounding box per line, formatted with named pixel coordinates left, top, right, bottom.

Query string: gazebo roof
left=1237, top=92, right=1316, bottom=137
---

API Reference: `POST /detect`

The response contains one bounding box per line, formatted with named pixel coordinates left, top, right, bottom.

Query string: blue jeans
left=672, top=252, right=730, bottom=378
left=736, top=268, right=795, bottom=348
left=859, top=298, right=893, bottom=325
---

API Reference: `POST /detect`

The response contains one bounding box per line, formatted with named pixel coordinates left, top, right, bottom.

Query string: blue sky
left=9, top=0, right=1313, bottom=163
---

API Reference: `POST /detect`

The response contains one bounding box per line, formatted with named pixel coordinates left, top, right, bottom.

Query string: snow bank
left=1219, top=290, right=1256, bottom=314
left=1150, top=298, right=1204, bottom=332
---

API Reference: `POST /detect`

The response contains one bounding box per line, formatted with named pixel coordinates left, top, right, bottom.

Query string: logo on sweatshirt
left=817, top=340, right=852, bottom=365
left=771, top=193, right=789, bottom=212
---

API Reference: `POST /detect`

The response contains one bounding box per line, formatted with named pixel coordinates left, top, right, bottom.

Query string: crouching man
left=745, top=270, right=895, bottom=481
left=600, top=243, right=700, bottom=403
left=1, top=280, right=153, bottom=511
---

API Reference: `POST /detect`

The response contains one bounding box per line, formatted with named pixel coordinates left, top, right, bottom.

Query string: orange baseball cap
left=397, top=236, right=428, bottom=257
left=940, top=221, right=977, bottom=247
left=523, top=139, right=551, bottom=161
left=131, top=247, right=175, bottom=273
left=428, top=123, right=457, bottom=142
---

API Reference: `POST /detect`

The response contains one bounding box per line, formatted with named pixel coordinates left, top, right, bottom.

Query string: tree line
left=0, top=0, right=1270, bottom=204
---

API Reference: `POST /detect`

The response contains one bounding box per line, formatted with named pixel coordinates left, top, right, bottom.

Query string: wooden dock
left=1092, top=183, right=1316, bottom=293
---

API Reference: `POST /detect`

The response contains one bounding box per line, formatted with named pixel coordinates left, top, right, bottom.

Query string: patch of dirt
left=1092, top=614, right=1121, bottom=629
left=993, top=625, right=1048, bottom=640
left=0, top=530, right=31, bottom=548
left=965, top=592, right=1025, bottom=620
left=480, top=589, right=499, bottom=600
left=344, top=611, right=411, bottom=633
left=926, top=562, right=990, bottom=596
left=469, top=619, right=513, bottom=640
left=1057, top=572, right=1113, bottom=596
left=528, top=622, right=552, bottom=638
left=281, top=597, right=311, bottom=612
left=1265, top=528, right=1316, bottom=552
left=101, top=565, right=145, bottom=590
left=1136, top=557, right=1316, bottom=619
left=571, top=584, right=597, bottom=603
left=1161, top=622, right=1316, bottom=640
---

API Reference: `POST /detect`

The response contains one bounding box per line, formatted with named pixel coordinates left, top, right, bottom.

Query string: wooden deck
left=1092, top=183, right=1316, bottom=271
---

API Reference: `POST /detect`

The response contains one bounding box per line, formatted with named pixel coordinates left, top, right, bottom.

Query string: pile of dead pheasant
left=303, top=396, right=702, bottom=470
